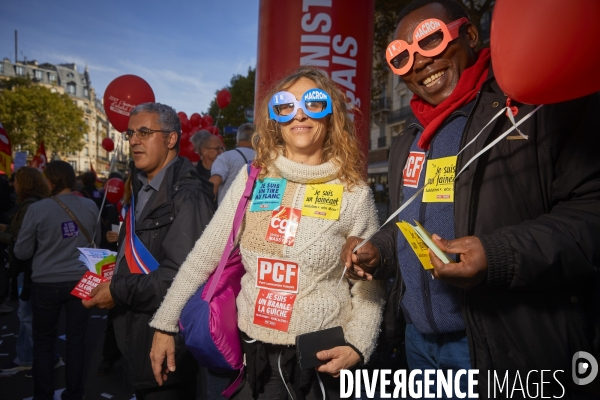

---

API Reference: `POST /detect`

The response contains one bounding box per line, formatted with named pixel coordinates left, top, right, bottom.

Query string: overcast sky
left=0, top=0, right=259, bottom=115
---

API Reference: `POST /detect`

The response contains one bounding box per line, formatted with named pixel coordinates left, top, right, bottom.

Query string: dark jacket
left=371, top=73, right=600, bottom=397
left=109, top=157, right=215, bottom=390
left=0, top=196, right=41, bottom=300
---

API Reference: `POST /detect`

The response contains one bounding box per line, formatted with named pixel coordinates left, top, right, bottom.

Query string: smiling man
left=341, top=0, right=600, bottom=397
left=83, top=103, right=215, bottom=399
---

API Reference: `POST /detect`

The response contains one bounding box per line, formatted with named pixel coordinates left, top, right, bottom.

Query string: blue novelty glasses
left=268, top=88, right=333, bottom=123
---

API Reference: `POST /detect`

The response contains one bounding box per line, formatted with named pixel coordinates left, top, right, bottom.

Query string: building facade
left=0, top=58, right=129, bottom=176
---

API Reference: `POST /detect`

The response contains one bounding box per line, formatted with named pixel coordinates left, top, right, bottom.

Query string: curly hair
left=15, top=167, right=50, bottom=203
left=252, top=66, right=365, bottom=189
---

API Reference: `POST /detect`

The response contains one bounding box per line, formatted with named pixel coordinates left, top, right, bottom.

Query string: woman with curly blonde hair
left=150, top=65, right=384, bottom=399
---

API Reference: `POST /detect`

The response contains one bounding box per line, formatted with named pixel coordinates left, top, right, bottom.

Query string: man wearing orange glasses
left=342, top=0, right=600, bottom=397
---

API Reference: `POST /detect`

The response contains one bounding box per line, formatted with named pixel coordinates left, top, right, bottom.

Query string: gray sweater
left=14, top=193, right=101, bottom=283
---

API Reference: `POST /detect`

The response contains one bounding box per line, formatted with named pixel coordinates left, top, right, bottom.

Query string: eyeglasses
left=204, top=146, right=225, bottom=152
left=268, top=88, right=333, bottom=123
left=386, top=17, right=469, bottom=76
left=123, top=127, right=172, bottom=141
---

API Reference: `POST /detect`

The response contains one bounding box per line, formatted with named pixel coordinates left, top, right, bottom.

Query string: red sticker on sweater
left=253, top=289, right=296, bottom=332
left=256, top=257, right=299, bottom=293
left=403, top=151, right=426, bottom=188
left=265, top=206, right=301, bottom=246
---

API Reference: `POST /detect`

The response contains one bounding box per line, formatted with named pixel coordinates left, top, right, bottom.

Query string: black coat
left=109, top=157, right=215, bottom=390
left=371, top=73, right=600, bottom=397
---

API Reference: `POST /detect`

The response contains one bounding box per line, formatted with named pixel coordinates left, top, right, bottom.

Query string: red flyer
left=253, top=289, right=296, bottom=332
left=71, top=271, right=109, bottom=301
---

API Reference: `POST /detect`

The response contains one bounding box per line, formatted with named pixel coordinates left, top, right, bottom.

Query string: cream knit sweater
left=150, top=155, right=385, bottom=362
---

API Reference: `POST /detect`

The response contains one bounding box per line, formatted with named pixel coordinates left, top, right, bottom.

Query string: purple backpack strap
left=205, top=165, right=260, bottom=302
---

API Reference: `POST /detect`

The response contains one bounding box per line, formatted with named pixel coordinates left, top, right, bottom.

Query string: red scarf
left=410, top=48, right=491, bottom=150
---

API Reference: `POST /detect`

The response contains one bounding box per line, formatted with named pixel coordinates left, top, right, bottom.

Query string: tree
left=206, top=67, right=255, bottom=149
left=0, top=83, right=86, bottom=156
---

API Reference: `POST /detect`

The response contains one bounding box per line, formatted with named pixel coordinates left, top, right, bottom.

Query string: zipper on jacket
left=419, top=144, right=441, bottom=334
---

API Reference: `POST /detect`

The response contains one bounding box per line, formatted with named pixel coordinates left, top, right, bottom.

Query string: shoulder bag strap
left=205, top=165, right=260, bottom=302
left=233, top=148, right=248, bottom=164
left=52, top=196, right=95, bottom=248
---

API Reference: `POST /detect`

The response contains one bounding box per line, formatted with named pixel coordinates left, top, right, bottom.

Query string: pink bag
left=179, top=165, right=259, bottom=397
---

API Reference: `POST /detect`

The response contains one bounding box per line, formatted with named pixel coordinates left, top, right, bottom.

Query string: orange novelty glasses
left=386, top=17, right=469, bottom=75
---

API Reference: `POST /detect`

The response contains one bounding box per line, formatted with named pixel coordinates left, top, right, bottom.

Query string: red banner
left=256, top=0, right=375, bottom=159
left=30, top=141, right=47, bottom=171
left=0, top=122, right=11, bottom=177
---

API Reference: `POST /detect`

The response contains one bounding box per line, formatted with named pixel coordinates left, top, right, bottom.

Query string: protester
left=82, top=102, right=216, bottom=399
left=209, top=122, right=255, bottom=204
left=149, top=66, right=385, bottom=398
left=79, top=171, right=103, bottom=209
left=341, top=0, right=600, bottom=397
left=190, top=129, right=225, bottom=180
left=14, top=160, right=100, bottom=399
left=0, top=167, right=49, bottom=374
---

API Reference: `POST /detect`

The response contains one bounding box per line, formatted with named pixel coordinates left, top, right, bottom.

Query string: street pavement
left=0, top=297, right=229, bottom=400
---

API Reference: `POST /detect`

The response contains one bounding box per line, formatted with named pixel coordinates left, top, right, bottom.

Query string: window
left=69, top=161, right=77, bottom=171
left=83, top=88, right=89, bottom=97
left=67, top=83, right=76, bottom=94
left=67, top=72, right=74, bottom=78
left=34, top=70, right=43, bottom=80
left=49, top=73, right=56, bottom=82
left=0, top=64, right=3, bottom=73
left=15, top=66, right=24, bottom=76
left=84, top=148, right=89, bottom=156
left=84, top=133, right=88, bottom=142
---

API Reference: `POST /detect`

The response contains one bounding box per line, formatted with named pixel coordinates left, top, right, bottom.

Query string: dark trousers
left=101, top=307, right=122, bottom=363
left=134, top=380, right=197, bottom=400
left=31, top=281, right=90, bottom=400
left=232, top=345, right=341, bottom=400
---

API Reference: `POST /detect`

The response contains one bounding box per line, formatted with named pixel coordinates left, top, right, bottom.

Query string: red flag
left=0, top=122, right=11, bottom=177
left=89, top=161, right=103, bottom=189
left=30, top=141, right=47, bottom=171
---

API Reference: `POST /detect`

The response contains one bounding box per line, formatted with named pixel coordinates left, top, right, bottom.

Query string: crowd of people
left=0, top=0, right=598, bottom=399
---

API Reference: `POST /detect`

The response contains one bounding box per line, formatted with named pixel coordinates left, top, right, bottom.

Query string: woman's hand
left=150, top=330, right=177, bottom=386
left=315, top=346, right=361, bottom=377
left=106, top=231, right=119, bottom=243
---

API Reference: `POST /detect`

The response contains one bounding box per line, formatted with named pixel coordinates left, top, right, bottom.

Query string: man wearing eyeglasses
left=341, top=0, right=600, bottom=397
left=209, top=122, right=255, bottom=205
left=83, top=102, right=215, bottom=399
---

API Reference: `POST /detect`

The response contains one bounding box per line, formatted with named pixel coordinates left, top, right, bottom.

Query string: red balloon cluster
left=103, top=75, right=155, bottom=132
left=177, top=111, right=221, bottom=162
left=105, top=178, right=125, bottom=204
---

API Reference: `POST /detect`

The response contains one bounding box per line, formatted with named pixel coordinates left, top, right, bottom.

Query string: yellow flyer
left=301, top=184, right=343, bottom=220
left=396, top=221, right=434, bottom=270
left=423, top=156, right=457, bottom=203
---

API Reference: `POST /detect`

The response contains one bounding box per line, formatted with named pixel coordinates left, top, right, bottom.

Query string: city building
left=0, top=58, right=129, bottom=176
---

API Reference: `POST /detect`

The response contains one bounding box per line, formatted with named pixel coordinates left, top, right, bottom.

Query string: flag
left=89, top=161, right=103, bottom=189
left=0, top=122, right=11, bottom=177
left=30, top=141, right=47, bottom=171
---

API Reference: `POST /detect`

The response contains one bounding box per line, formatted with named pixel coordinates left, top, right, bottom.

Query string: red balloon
left=103, top=75, right=155, bottom=132
left=177, top=112, right=188, bottom=124
left=216, top=89, right=232, bottom=109
left=101, top=137, right=115, bottom=152
left=491, top=0, right=600, bottom=104
left=203, top=115, right=214, bottom=127
left=178, top=132, right=199, bottom=162
left=181, top=119, right=192, bottom=134
left=190, top=113, right=202, bottom=128
left=105, top=178, right=125, bottom=204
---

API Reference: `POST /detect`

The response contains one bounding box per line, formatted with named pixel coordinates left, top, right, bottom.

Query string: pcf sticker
left=253, top=289, right=296, bottom=332
left=256, top=257, right=299, bottom=293
left=403, top=151, right=426, bottom=188
left=265, top=206, right=301, bottom=246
